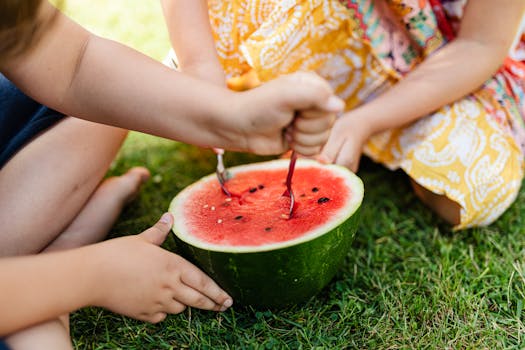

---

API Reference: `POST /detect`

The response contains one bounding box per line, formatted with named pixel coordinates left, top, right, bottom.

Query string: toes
left=118, top=167, right=150, bottom=204
left=127, top=166, right=151, bottom=184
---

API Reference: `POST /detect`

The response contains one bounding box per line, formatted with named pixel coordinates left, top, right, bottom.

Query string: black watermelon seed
left=249, top=187, right=258, bottom=193
left=312, top=187, right=319, bottom=192
left=258, top=184, right=265, bottom=190
left=234, top=215, right=243, bottom=220
left=317, top=197, right=330, bottom=204
left=264, top=227, right=272, bottom=232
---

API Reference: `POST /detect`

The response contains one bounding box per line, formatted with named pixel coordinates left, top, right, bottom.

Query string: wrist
left=340, top=108, right=374, bottom=140
left=211, top=91, right=249, bottom=151
left=76, top=243, right=111, bottom=308
left=195, top=87, right=248, bottom=151
left=40, top=247, right=102, bottom=311
left=352, top=104, right=388, bottom=136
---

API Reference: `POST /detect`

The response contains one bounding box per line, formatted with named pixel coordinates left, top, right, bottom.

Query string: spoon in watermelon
left=214, top=148, right=232, bottom=197
left=282, top=150, right=297, bottom=218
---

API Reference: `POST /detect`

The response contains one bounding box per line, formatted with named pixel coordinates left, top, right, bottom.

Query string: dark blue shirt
left=0, top=74, right=65, bottom=168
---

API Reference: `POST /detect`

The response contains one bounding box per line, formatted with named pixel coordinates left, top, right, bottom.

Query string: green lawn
left=63, top=2, right=525, bottom=349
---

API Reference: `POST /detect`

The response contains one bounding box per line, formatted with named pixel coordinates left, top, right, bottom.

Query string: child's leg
left=0, top=117, right=137, bottom=255
left=4, top=165, right=150, bottom=350
left=364, top=95, right=524, bottom=229
left=5, top=317, right=72, bottom=350
left=410, top=179, right=461, bottom=226
left=43, top=166, right=149, bottom=252
left=1, top=117, right=150, bottom=348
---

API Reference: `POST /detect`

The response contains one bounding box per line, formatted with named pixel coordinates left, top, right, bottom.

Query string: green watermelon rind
left=168, top=159, right=363, bottom=308
left=173, top=207, right=360, bottom=307
left=169, top=159, right=363, bottom=253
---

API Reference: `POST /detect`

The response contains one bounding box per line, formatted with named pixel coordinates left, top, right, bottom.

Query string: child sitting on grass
left=0, top=0, right=344, bottom=349
left=162, top=0, right=525, bottom=229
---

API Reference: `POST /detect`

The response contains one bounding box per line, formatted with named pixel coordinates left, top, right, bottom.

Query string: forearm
left=0, top=249, right=94, bottom=336
left=53, top=36, right=234, bottom=147
left=362, top=0, right=525, bottom=135
left=363, top=38, right=505, bottom=134
left=2, top=4, right=236, bottom=148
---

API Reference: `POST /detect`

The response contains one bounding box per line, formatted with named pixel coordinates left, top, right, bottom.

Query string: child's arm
left=160, top=0, right=224, bottom=85
left=0, top=214, right=232, bottom=337
left=1, top=2, right=341, bottom=156
left=321, top=0, right=525, bottom=169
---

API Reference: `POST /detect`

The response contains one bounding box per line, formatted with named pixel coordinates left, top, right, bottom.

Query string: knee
left=410, top=179, right=461, bottom=226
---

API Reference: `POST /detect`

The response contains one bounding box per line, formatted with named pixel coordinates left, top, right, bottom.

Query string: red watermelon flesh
left=183, top=167, right=350, bottom=247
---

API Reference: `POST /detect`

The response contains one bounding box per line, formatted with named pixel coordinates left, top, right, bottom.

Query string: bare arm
left=160, top=0, right=224, bottom=84
left=1, top=2, right=233, bottom=148
left=1, top=2, right=342, bottom=156
left=0, top=247, right=96, bottom=335
left=0, top=214, right=233, bottom=336
left=362, top=0, right=525, bottom=134
left=320, top=0, right=525, bottom=169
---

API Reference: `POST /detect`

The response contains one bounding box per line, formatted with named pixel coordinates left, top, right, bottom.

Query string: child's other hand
left=89, top=213, right=232, bottom=323
left=318, top=110, right=372, bottom=172
left=237, top=72, right=344, bottom=156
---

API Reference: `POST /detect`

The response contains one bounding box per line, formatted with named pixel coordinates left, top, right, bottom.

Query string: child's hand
left=235, top=72, right=344, bottom=156
left=318, top=110, right=373, bottom=172
left=88, top=213, right=232, bottom=323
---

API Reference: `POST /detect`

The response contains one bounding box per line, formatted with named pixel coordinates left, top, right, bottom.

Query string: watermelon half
left=169, top=159, right=363, bottom=308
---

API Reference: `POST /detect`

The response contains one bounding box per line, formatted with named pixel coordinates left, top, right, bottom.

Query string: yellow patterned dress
left=202, top=0, right=525, bottom=229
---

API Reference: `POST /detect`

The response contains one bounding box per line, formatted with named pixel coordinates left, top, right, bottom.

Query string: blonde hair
left=0, top=0, right=62, bottom=62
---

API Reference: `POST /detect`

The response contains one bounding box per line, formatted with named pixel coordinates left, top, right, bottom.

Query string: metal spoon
left=213, top=148, right=232, bottom=197
left=282, top=150, right=297, bottom=218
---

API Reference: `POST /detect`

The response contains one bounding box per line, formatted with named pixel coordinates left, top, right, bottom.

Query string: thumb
left=318, top=95, right=345, bottom=113
left=282, top=72, right=344, bottom=113
left=140, top=212, right=173, bottom=246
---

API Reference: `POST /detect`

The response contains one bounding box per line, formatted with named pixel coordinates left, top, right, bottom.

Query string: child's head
left=0, top=0, right=62, bottom=64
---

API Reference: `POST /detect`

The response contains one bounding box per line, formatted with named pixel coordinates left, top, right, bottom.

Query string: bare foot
left=43, top=167, right=151, bottom=252
left=104, top=166, right=151, bottom=205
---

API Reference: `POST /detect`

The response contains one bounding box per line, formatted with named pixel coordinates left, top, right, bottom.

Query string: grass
left=63, top=1, right=525, bottom=348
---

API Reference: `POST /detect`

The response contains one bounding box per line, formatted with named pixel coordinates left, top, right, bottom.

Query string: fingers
left=141, top=259, right=232, bottom=323
left=287, top=127, right=331, bottom=156
left=148, top=312, right=168, bottom=324
left=319, top=135, right=361, bottom=172
left=278, top=73, right=342, bottom=156
left=288, top=108, right=336, bottom=156
left=143, top=215, right=232, bottom=317
left=171, top=284, right=225, bottom=312
left=163, top=299, right=187, bottom=315
left=151, top=269, right=231, bottom=320
left=140, top=213, right=173, bottom=246
left=335, top=143, right=361, bottom=172
left=294, top=109, right=336, bottom=133
left=319, top=131, right=341, bottom=165
left=317, top=95, right=346, bottom=113
left=179, top=265, right=233, bottom=311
